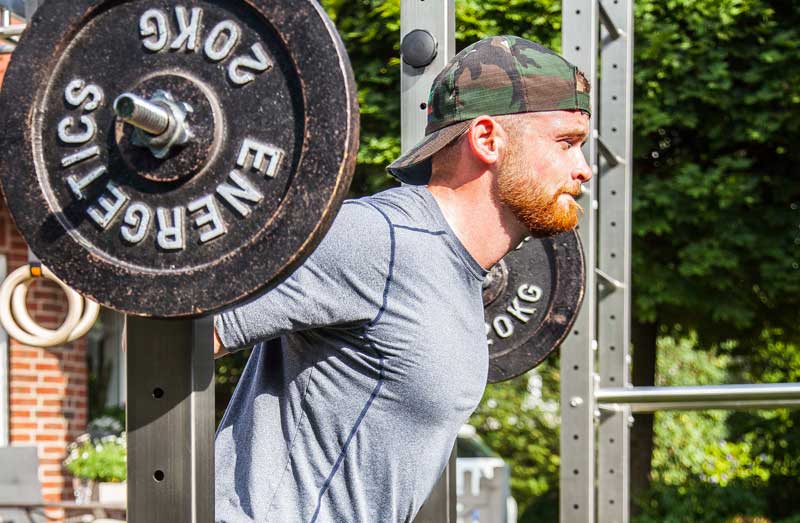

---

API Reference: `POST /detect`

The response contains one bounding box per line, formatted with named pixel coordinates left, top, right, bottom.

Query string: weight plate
left=0, top=0, right=359, bottom=317
left=483, top=231, right=585, bottom=383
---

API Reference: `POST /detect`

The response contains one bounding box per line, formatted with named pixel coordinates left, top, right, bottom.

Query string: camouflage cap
left=387, top=35, right=591, bottom=185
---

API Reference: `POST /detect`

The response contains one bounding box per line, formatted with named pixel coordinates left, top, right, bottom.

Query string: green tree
left=630, top=0, right=800, bottom=498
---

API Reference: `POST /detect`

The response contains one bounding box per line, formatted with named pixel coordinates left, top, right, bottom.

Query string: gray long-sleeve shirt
left=214, top=185, right=488, bottom=522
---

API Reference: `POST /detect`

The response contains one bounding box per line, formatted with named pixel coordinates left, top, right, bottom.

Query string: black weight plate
left=0, top=0, right=358, bottom=317
left=483, top=230, right=585, bottom=383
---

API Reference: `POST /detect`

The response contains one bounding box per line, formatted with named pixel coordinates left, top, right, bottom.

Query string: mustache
left=560, top=183, right=584, bottom=198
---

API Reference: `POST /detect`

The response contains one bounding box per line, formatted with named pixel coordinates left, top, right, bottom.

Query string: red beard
left=498, top=172, right=583, bottom=238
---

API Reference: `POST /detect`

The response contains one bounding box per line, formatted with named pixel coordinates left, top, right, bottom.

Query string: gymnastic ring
left=0, top=265, right=88, bottom=347
left=12, top=278, right=100, bottom=343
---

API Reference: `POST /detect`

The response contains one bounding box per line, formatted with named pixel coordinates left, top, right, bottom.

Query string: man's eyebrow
left=556, top=127, right=590, bottom=138
left=555, top=128, right=591, bottom=143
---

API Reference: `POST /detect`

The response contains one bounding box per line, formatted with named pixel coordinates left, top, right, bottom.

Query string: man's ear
left=466, top=115, right=506, bottom=167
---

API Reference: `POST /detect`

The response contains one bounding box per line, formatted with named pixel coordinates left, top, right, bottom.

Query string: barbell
left=0, top=0, right=584, bottom=380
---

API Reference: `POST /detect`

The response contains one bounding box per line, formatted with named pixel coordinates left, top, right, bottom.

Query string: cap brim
left=386, top=120, right=472, bottom=185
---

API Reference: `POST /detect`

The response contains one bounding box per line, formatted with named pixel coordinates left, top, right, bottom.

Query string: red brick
left=10, top=409, right=32, bottom=418
left=36, top=434, right=62, bottom=442
left=11, top=361, right=31, bottom=371
left=43, top=446, right=67, bottom=454
left=36, top=387, right=62, bottom=396
left=42, top=375, right=66, bottom=384
left=10, top=385, right=33, bottom=394
left=10, top=398, right=36, bottom=406
left=34, top=362, right=62, bottom=372
left=10, top=348, right=38, bottom=359
left=10, top=374, right=37, bottom=383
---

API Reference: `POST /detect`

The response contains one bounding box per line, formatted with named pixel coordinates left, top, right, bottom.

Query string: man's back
left=214, top=185, right=488, bottom=522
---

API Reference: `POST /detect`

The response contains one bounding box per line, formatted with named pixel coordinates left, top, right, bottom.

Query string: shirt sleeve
left=214, top=201, right=392, bottom=352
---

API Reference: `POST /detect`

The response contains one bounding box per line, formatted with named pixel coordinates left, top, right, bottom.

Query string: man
left=214, top=35, right=591, bottom=522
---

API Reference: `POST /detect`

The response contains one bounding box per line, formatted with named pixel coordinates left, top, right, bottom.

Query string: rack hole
left=153, top=470, right=165, bottom=482
left=420, top=102, right=427, bottom=110
left=610, top=314, right=616, bottom=320
left=575, top=46, right=581, bottom=51
left=573, top=330, right=580, bottom=336
left=573, top=434, right=579, bottom=440
left=573, top=365, right=579, bottom=371
left=573, top=469, right=579, bottom=475
left=610, top=376, right=616, bottom=382
left=611, top=221, right=617, bottom=227
left=576, top=9, right=581, bottom=14
left=610, top=346, right=616, bottom=351
left=609, top=438, right=615, bottom=443
left=152, top=387, right=164, bottom=399
left=610, top=252, right=616, bottom=258
left=573, top=504, right=580, bottom=510
left=610, top=469, right=615, bottom=474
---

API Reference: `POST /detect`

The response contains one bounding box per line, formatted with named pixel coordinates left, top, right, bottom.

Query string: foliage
left=635, top=479, right=768, bottom=523
left=632, top=0, right=800, bottom=346
left=726, top=332, right=800, bottom=521
left=650, top=335, right=749, bottom=485
left=215, top=348, right=251, bottom=425
left=634, top=334, right=799, bottom=522
left=64, top=433, right=127, bottom=482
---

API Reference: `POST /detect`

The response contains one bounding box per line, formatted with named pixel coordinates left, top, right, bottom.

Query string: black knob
left=401, top=29, right=438, bottom=68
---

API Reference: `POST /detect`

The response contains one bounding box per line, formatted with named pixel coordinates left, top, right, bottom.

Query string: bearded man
left=213, top=36, right=591, bottom=522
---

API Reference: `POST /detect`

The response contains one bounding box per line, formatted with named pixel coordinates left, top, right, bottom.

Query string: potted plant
left=64, top=416, right=127, bottom=504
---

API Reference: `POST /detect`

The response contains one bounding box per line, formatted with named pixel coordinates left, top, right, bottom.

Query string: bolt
left=114, top=93, right=170, bottom=136
left=569, top=396, right=584, bottom=407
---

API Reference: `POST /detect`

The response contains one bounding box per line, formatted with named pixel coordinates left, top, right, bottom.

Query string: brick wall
left=2, top=52, right=90, bottom=511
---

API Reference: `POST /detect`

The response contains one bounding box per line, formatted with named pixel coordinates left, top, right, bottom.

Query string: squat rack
left=5, top=1, right=800, bottom=522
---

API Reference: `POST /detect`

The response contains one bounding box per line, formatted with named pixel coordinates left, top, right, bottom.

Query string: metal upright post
left=595, top=0, right=634, bottom=520
left=400, top=0, right=455, bottom=155
left=560, top=1, right=599, bottom=522
left=399, top=0, right=456, bottom=520
left=126, top=317, right=215, bottom=523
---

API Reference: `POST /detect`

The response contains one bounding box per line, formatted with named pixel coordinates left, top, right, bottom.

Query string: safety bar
left=596, top=383, right=800, bottom=412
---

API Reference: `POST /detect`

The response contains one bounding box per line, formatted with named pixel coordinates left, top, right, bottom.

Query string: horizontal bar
left=597, top=383, right=800, bottom=404
left=621, top=399, right=800, bottom=413
left=0, top=43, right=14, bottom=54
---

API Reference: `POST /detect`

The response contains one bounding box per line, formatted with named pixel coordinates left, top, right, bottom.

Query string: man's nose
left=572, top=151, right=592, bottom=183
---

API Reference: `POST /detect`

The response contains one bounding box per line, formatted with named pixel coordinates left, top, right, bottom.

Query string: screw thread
left=113, top=93, right=170, bottom=136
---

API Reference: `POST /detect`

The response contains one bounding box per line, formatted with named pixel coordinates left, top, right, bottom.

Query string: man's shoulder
left=350, top=185, right=436, bottom=227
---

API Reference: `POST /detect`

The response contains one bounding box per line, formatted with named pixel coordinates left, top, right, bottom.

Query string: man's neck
left=426, top=182, right=526, bottom=270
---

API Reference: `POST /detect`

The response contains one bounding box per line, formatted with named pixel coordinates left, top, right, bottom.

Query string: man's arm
left=213, top=325, right=227, bottom=359
left=213, top=201, right=391, bottom=353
